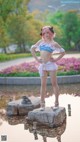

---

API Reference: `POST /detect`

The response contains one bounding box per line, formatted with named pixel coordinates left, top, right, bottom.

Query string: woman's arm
left=52, top=42, right=65, bottom=62
left=31, top=40, right=42, bottom=63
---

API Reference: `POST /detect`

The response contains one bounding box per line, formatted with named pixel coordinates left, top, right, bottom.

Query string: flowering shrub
left=0, top=61, right=38, bottom=74
left=57, top=57, right=80, bottom=72
left=0, top=58, right=80, bottom=77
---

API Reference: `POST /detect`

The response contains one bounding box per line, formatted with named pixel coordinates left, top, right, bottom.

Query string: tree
left=7, top=12, right=43, bottom=53
left=0, top=0, right=30, bottom=53
left=45, top=10, right=80, bottom=51
left=0, top=0, right=30, bottom=21
left=0, top=17, right=10, bottom=53
left=46, top=11, right=64, bottom=26
left=62, top=10, right=79, bottom=50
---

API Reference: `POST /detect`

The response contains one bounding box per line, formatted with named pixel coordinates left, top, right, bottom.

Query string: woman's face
left=41, top=28, right=54, bottom=40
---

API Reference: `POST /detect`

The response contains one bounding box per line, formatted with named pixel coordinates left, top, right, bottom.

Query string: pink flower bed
left=0, top=58, right=80, bottom=74
left=57, top=57, right=80, bottom=72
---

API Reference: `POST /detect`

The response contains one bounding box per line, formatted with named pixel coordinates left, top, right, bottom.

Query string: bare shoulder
left=52, top=41, right=61, bottom=48
left=52, top=41, right=65, bottom=53
left=31, top=39, right=42, bottom=50
left=35, top=39, right=42, bottom=46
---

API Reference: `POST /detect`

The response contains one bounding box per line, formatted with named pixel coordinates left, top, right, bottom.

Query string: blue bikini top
left=31, top=42, right=65, bottom=53
left=38, top=43, right=55, bottom=53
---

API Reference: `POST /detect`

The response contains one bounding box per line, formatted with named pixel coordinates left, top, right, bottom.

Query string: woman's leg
left=40, top=71, right=48, bottom=108
left=49, top=70, right=59, bottom=107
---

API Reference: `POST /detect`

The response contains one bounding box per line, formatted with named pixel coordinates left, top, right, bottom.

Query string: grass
left=0, top=53, right=32, bottom=62
left=0, top=70, right=80, bottom=77
left=0, top=52, right=79, bottom=62
left=0, top=72, right=39, bottom=77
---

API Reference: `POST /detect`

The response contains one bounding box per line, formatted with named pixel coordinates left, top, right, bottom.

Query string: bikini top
left=37, top=42, right=65, bottom=53
left=38, top=43, right=54, bottom=53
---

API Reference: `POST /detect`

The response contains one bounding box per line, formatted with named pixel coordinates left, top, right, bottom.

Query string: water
left=0, top=84, right=80, bottom=142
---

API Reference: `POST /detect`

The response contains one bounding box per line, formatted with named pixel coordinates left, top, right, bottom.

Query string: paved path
left=0, top=57, right=33, bottom=71
left=0, top=53, right=80, bottom=71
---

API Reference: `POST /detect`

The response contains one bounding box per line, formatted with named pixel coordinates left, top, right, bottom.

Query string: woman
left=31, top=26, right=65, bottom=110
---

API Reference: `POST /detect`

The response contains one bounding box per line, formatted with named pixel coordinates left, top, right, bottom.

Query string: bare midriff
left=40, top=51, right=52, bottom=63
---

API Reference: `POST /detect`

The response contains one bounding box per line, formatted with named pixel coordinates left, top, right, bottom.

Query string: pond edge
left=0, top=75, right=80, bottom=85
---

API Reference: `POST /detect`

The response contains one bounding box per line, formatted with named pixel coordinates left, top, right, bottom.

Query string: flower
left=0, top=58, right=80, bottom=76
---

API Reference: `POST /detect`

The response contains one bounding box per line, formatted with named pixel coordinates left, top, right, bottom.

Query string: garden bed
left=0, top=57, right=80, bottom=85
left=0, top=57, right=80, bottom=77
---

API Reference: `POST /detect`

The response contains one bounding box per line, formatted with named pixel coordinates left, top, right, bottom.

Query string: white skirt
left=38, top=61, right=58, bottom=77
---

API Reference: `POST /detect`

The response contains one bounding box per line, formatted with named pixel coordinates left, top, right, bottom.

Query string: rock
left=6, top=96, right=40, bottom=116
left=27, top=107, right=66, bottom=128
left=25, top=116, right=66, bottom=142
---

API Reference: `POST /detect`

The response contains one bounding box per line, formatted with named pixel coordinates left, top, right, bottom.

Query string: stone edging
left=0, top=75, right=80, bottom=85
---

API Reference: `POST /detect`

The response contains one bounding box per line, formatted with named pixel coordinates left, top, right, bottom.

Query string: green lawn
left=0, top=53, right=32, bottom=62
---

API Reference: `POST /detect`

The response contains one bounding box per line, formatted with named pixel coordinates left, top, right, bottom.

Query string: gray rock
left=27, top=107, right=66, bottom=127
left=6, top=96, right=40, bottom=116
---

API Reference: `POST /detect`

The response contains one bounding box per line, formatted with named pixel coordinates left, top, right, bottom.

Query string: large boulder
left=27, top=107, right=66, bottom=128
left=6, top=96, right=40, bottom=116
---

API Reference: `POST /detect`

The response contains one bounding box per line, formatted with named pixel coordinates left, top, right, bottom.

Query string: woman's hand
left=37, top=58, right=43, bottom=63
left=50, top=57, right=55, bottom=62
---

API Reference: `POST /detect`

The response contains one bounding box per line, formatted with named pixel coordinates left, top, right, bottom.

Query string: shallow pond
left=0, top=84, right=80, bottom=142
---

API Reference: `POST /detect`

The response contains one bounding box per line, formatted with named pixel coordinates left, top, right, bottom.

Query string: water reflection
left=0, top=109, right=67, bottom=142
left=0, top=84, right=80, bottom=142
left=7, top=116, right=26, bottom=125
left=25, top=118, right=66, bottom=142
left=0, top=94, right=80, bottom=142
left=0, top=109, right=7, bottom=123
left=0, top=84, right=80, bottom=110
left=0, top=84, right=80, bottom=97
left=6, top=114, right=66, bottom=142
left=68, top=104, right=71, bottom=116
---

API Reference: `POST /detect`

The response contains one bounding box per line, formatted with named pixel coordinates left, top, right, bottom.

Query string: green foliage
left=0, top=0, right=32, bottom=53
left=0, top=1, right=80, bottom=52
left=62, top=11, right=79, bottom=49
left=0, top=72, right=40, bottom=77
left=7, top=14, right=29, bottom=52
left=6, top=13, right=43, bottom=52
left=0, top=70, right=80, bottom=77
left=0, top=53, right=32, bottom=62
left=0, top=0, right=30, bottom=21
left=0, top=17, right=10, bottom=52
left=57, top=70, right=80, bottom=76
left=47, top=11, right=64, bottom=26
left=46, top=10, right=80, bottom=51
